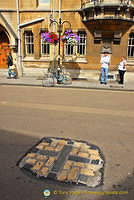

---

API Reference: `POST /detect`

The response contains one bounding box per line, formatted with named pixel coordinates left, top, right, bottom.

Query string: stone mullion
left=21, top=29, right=25, bottom=59
left=33, top=23, right=41, bottom=60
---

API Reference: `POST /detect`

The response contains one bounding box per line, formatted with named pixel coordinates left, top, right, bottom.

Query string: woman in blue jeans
left=100, top=52, right=110, bottom=85
left=7, top=51, right=17, bottom=79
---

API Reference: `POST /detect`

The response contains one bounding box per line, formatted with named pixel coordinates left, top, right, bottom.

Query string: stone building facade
left=0, top=0, right=134, bottom=80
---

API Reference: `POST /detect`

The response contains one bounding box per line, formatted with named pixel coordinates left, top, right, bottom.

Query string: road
left=0, top=85, right=134, bottom=200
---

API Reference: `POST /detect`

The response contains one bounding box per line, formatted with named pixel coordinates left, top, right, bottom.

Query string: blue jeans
left=101, top=67, right=108, bottom=83
left=8, top=68, right=16, bottom=78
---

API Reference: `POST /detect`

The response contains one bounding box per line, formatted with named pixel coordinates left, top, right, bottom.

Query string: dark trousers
left=119, top=70, right=126, bottom=84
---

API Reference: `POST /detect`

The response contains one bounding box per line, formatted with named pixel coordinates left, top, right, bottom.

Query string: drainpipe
left=16, top=0, right=22, bottom=76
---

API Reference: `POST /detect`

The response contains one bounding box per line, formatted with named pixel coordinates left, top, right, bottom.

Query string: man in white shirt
left=100, top=52, right=110, bottom=85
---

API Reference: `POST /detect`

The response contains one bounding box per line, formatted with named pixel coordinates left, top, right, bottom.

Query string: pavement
left=0, top=76, right=134, bottom=91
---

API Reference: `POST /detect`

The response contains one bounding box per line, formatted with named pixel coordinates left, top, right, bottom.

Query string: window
left=41, top=33, right=50, bottom=56
left=25, top=31, right=34, bottom=56
left=77, top=32, right=86, bottom=56
left=37, top=0, right=50, bottom=9
left=39, top=0, right=49, bottom=3
left=128, top=32, right=134, bottom=58
left=64, top=44, right=74, bottom=56
left=64, top=31, right=86, bottom=58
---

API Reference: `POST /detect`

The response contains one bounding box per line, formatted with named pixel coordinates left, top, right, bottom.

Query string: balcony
left=79, top=0, right=134, bottom=22
left=78, top=0, right=134, bottom=52
left=81, top=0, right=132, bottom=8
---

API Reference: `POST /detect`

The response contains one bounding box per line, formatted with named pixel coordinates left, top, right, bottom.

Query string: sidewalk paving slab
left=0, top=76, right=134, bottom=91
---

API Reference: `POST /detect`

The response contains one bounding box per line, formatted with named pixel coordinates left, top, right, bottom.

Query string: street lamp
left=16, top=0, right=22, bottom=76
left=49, top=0, right=71, bottom=83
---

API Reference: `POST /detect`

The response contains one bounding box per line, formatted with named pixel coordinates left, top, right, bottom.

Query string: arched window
left=128, top=32, right=134, bottom=58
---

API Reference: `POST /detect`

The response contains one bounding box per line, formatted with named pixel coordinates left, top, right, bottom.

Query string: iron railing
left=81, top=0, right=102, bottom=8
left=81, top=0, right=131, bottom=8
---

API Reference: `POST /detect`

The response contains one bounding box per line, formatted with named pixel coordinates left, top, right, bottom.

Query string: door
left=0, top=30, right=11, bottom=69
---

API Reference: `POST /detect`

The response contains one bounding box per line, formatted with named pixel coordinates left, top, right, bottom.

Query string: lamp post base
left=57, top=67, right=61, bottom=84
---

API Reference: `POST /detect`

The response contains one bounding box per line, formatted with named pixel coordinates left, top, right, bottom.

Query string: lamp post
left=57, top=0, right=61, bottom=82
left=16, top=0, right=22, bottom=76
left=49, top=0, right=71, bottom=83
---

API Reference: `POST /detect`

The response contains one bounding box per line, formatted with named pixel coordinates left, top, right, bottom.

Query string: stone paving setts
left=18, top=137, right=105, bottom=188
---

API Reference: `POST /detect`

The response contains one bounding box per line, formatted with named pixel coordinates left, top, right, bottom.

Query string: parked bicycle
left=42, top=68, right=72, bottom=87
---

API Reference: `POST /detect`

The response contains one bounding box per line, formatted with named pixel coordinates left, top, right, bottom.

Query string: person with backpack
left=7, top=51, right=17, bottom=79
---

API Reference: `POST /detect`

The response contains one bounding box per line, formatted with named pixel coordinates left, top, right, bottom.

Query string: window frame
left=24, top=31, right=34, bottom=57
left=76, top=31, right=86, bottom=57
left=63, top=30, right=86, bottom=60
left=64, top=43, right=75, bottom=56
left=40, top=31, right=50, bottom=57
left=127, top=32, right=134, bottom=59
left=39, top=0, right=50, bottom=3
left=37, top=0, right=50, bottom=8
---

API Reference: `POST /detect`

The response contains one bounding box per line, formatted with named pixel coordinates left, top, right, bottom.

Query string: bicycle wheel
left=42, top=74, right=54, bottom=87
left=62, top=74, right=72, bottom=85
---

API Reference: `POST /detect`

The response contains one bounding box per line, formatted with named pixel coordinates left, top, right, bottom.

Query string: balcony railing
left=81, top=0, right=102, bottom=8
left=81, top=0, right=131, bottom=8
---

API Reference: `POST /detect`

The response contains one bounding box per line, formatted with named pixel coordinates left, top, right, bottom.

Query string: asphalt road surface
left=0, top=85, right=134, bottom=200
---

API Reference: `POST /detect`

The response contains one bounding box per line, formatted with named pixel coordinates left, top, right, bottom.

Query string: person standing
left=7, top=51, right=16, bottom=79
left=118, top=56, right=127, bottom=84
left=100, top=52, right=110, bottom=85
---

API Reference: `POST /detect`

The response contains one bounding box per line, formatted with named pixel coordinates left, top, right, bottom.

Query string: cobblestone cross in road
left=18, top=137, right=105, bottom=188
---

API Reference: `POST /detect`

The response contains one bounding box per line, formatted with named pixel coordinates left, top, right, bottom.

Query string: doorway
left=0, top=29, right=11, bottom=69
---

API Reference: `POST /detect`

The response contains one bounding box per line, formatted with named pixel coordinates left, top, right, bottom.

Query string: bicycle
left=42, top=69, right=72, bottom=87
